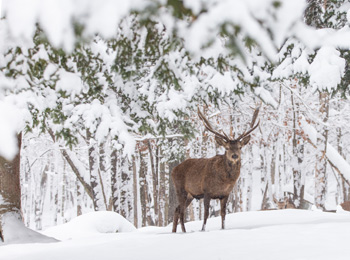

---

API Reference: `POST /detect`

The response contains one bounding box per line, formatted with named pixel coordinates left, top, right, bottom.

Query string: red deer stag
left=171, top=106, right=260, bottom=233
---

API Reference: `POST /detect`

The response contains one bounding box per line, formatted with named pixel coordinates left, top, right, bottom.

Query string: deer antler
left=235, top=105, right=260, bottom=141
left=197, top=107, right=230, bottom=142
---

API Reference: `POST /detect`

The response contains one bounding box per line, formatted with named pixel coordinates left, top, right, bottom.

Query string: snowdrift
left=43, top=211, right=136, bottom=240
left=1, top=210, right=350, bottom=260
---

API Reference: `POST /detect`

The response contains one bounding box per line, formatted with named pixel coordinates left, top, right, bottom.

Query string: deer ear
left=215, top=136, right=229, bottom=148
left=240, top=135, right=251, bottom=146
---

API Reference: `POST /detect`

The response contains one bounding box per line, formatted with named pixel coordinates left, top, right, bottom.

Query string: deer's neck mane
left=223, top=153, right=241, bottom=180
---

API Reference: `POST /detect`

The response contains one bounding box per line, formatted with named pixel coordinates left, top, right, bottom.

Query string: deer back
left=172, top=154, right=241, bottom=199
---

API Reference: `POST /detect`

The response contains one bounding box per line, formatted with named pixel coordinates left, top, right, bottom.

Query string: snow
left=0, top=100, right=26, bottom=160
left=56, top=70, right=84, bottom=97
left=308, top=46, right=345, bottom=92
left=1, top=212, right=58, bottom=245
left=43, top=211, right=136, bottom=240
left=301, top=118, right=350, bottom=183
left=2, top=210, right=350, bottom=260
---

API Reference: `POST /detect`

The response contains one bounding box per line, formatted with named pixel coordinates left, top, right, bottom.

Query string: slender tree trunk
left=291, top=87, right=305, bottom=208
left=246, top=146, right=253, bottom=211
left=35, top=164, right=48, bottom=230
left=87, top=130, right=106, bottom=211
left=132, top=155, right=138, bottom=227
left=147, top=140, right=159, bottom=225
left=139, top=144, right=149, bottom=227
left=76, top=180, right=83, bottom=216
left=120, top=155, right=132, bottom=220
left=158, top=147, right=166, bottom=226
left=336, top=125, right=349, bottom=202
left=0, top=133, right=22, bottom=242
left=48, top=128, right=93, bottom=200
left=110, top=149, right=119, bottom=213
left=315, top=92, right=329, bottom=210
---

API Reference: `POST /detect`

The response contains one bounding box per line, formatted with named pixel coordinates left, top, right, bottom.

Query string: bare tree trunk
left=291, top=87, right=305, bottom=208
left=246, top=145, right=253, bottom=211
left=147, top=140, right=159, bottom=225
left=35, top=164, right=48, bottom=230
left=158, top=147, right=166, bottom=226
left=139, top=144, right=149, bottom=227
left=119, top=154, right=133, bottom=222
left=315, top=92, right=329, bottom=210
left=110, top=149, right=119, bottom=212
left=76, top=180, right=83, bottom=216
left=0, top=133, right=22, bottom=242
left=336, top=126, right=349, bottom=202
left=233, top=178, right=243, bottom=212
left=132, top=155, right=138, bottom=227
left=87, top=130, right=107, bottom=211
left=48, top=128, right=93, bottom=200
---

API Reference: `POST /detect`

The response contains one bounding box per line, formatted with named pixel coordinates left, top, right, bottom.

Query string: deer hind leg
left=220, top=196, right=229, bottom=229
left=201, top=194, right=211, bottom=231
left=179, top=196, right=193, bottom=231
left=179, top=194, right=193, bottom=233
left=173, top=189, right=188, bottom=233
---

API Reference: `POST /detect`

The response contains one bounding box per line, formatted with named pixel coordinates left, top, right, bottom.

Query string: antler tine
left=236, top=120, right=260, bottom=140
left=250, top=105, right=260, bottom=128
left=222, top=131, right=230, bottom=140
left=235, top=105, right=261, bottom=141
left=197, top=107, right=230, bottom=142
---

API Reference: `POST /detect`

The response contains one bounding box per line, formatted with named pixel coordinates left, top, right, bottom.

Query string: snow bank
left=0, top=212, right=58, bottom=245
left=2, top=210, right=350, bottom=260
left=42, top=211, right=136, bottom=240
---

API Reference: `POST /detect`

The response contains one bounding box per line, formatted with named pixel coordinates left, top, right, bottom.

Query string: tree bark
left=0, top=133, right=22, bottom=242
left=315, top=92, right=329, bottom=210
left=147, top=140, right=159, bottom=225
left=139, top=144, right=149, bottom=227
left=87, top=130, right=107, bottom=211
left=291, top=87, right=305, bottom=208
left=132, top=155, right=138, bottom=227
left=110, top=149, right=119, bottom=213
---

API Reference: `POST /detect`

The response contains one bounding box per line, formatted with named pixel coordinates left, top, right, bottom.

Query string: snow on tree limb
left=301, top=118, right=350, bottom=185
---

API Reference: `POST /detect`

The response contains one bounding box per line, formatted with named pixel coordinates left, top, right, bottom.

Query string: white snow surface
left=0, top=212, right=58, bottom=245
left=43, top=211, right=136, bottom=240
left=2, top=210, right=350, bottom=260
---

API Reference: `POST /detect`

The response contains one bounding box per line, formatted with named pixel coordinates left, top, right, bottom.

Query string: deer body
left=173, top=155, right=240, bottom=200
left=172, top=107, right=260, bottom=233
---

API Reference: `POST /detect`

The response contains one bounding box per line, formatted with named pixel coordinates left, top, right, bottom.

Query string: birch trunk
left=291, top=87, right=305, bottom=208
left=315, top=92, right=329, bottom=210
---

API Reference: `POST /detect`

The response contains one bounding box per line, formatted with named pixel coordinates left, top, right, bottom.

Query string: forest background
left=2, top=0, right=350, bottom=240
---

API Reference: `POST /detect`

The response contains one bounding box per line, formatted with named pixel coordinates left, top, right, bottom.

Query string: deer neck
left=223, top=153, right=241, bottom=179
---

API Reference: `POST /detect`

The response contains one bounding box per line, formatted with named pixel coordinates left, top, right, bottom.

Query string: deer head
left=197, top=106, right=260, bottom=164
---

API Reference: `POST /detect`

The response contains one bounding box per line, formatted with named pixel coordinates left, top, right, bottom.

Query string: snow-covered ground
left=1, top=210, right=350, bottom=260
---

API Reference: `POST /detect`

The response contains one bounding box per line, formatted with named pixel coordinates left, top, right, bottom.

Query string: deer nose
left=232, top=154, right=238, bottom=159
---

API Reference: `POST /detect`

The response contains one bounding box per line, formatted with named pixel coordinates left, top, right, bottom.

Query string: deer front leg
left=220, top=196, right=229, bottom=229
left=172, top=206, right=180, bottom=233
left=201, top=195, right=210, bottom=231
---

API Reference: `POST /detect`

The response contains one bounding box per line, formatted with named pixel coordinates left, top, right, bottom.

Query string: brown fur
left=171, top=138, right=250, bottom=233
left=340, top=201, right=350, bottom=211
